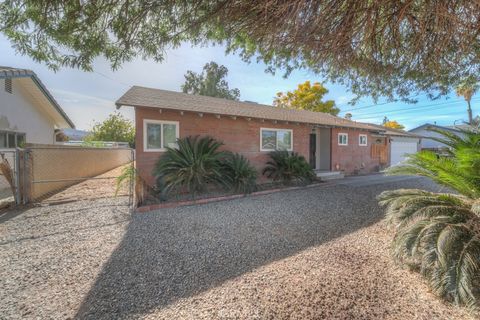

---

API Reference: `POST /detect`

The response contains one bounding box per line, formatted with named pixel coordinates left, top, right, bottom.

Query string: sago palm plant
left=262, top=150, right=315, bottom=185
left=153, top=136, right=229, bottom=198
left=222, top=153, right=257, bottom=194
left=378, top=128, right=480, bottom=309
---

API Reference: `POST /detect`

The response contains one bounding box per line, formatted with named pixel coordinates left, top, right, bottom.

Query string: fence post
left=14, top=148, right=20, bottom=205
left=21, top=149, right=32, bottom=205
left=129, top=148, right=135, bottom=211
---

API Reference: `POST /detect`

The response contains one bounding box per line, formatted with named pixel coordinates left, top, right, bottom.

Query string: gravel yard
left=0, top=175, right=476, bottom=319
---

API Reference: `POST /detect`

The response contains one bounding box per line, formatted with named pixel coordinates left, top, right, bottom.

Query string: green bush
left=378, top=128, right=480, bottom=309
left=222, top=153, right=257, bottom=194
left=262, top=150, right=315, bottom=185
left=153, top=136, right=228, bottom=198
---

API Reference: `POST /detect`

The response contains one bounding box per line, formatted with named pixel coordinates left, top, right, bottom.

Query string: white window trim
left=338, top=133, right=348, bottom=146
left=0, top=130, right=26, bottom=149
left=359, top=134, right=368, bottom=146
left=260, top=127, right=293, bottom=152
left=143, top=119, right=179, bottom=152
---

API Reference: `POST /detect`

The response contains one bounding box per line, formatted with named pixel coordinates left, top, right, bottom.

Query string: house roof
left=445, top=124, right=474, bottom=131
left=116, top=86, right=383, bottom=131
left=409, top=123, right=462, bottom=133
left=0, top=66, right=75, bottom=128
left=360, top=123, right=420, bottom=138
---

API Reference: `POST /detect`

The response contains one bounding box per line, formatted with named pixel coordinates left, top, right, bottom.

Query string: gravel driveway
left=0, top=175, right=475, bottom=319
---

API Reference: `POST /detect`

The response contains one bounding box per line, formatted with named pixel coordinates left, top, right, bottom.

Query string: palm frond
left=154, top=136, right=229, bottom=198
left=426, top=127, right=480, bottom=151
left=386, top=151, right=480, bottom=198
left=221, top=153, right=257, bottom=194
left=262, top=150, right=315, bottom=185
left=379, top=188, right=480, bottom=309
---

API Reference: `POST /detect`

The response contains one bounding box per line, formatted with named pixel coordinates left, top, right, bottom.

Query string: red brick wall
left=330, top=128, right=384, bottom=174
left=135, top=107, right=311, bottom=186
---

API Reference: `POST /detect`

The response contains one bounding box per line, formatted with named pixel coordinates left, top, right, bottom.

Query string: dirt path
left=42, top=163, right=132, bottom=203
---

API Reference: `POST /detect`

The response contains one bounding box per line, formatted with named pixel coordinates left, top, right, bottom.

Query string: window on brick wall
left=260, top=128, right=293, bottom=151
left=338, top=133, right=348, bottom=146
left=143, top=119, right=179, bottom=152
left=359, top=134, right=368, bottom=146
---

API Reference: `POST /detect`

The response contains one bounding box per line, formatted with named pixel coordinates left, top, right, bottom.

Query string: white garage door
left=390, top=138, right=419, bottom=166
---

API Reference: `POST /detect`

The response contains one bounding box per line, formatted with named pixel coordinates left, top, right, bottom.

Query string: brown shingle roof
left=116, top=86, right=382, bottom=131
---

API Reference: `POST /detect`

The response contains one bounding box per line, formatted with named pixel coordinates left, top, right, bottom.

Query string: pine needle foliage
left=2, top=1, right=479, bottom=101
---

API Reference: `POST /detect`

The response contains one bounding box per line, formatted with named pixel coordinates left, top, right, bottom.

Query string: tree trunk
left=467, top=100, right=473, bottom=125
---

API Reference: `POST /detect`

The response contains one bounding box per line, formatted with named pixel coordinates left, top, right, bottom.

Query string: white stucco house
left=0, top=66, right=74, bottom=148
left=409, top=123, right=466, bottom=151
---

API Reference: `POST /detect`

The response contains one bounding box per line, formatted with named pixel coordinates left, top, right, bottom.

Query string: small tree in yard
left=86, top=112, right=135, bottom=147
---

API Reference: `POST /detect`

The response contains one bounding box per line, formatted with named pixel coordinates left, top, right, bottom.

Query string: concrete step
left=316, top=171, right=345, bottom=181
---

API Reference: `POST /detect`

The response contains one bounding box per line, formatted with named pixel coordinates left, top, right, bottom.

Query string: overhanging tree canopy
left=1, top=1, right=479, bottom=102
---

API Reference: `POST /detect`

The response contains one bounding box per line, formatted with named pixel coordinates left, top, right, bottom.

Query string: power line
left=340, top=93, right=424, bottom=112
left=355, top=109, right=473, bottom=122
left=94, top=71, right=132, bottom=88
left=349, top=97, right=480, bottom=118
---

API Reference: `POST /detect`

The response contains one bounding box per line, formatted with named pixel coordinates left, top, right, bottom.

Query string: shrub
left=262, top=150, right=315, bottom=185
left=222, top=153, right=257, bottom=194
left=378, top=189, right=480, bottom=308
left=153, top=136, right=228, bottom=198
left=378, top=128, right=480, bottom=309
left=115, top=165, right=148, bottom=207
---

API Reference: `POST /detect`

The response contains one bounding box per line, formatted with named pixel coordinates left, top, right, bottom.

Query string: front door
left=309, top=133, right=316, bottom=168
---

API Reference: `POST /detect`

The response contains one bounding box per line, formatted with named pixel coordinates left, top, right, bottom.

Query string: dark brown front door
left=309, top=133, right=316, bottom=168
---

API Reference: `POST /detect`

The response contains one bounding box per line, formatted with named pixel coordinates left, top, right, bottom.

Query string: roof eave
left=118, top=102, right=378, bottom=131
left=1, top=69, right=75, bottom=129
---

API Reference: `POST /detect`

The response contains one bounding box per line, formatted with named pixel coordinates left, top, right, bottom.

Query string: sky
left=0, top=35, right=476, bottom=131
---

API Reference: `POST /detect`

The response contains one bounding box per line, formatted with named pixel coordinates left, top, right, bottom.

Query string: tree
left=86, top=112, right=135, bottom=147
left=181, top=62, right=240, bottom=100
left=273, top=81, right=339, bottom=115
left=378, top=128, right=480, bottom=308
left=54, top=130, right=69, bottom=142
left=456, top=77, right=479, bottom=125
left=382, top=117, right=405, bottom=130
left=1, top=1, right=479, bottom=102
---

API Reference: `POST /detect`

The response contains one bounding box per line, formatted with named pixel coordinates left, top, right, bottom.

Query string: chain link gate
left=21, top=146, right=135, bottom=210
left=0, top=149, right=19, bottom=206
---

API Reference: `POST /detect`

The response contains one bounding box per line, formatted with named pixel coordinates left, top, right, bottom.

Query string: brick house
left=116, top=86, right=398, bottom=186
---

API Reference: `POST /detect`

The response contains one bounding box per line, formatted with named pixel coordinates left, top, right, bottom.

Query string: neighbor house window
left=359, top=134, right=368, bottom=146
left=260, top=128, right=293, bottom=151
left=0, top=131, right=26, bottom=148
left=143, top=119, right=179, bottom=152
left=338, top=133, right=348, bottom=146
